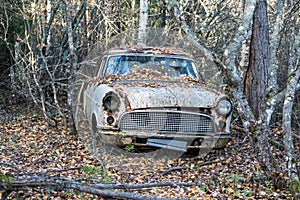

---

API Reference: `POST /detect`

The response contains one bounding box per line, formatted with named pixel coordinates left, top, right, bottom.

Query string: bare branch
left=170, top=0, right=257, bottom=129
left=0, top=174, right=192, bottom=200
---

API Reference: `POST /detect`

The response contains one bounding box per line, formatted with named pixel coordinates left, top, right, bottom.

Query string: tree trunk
left=244, top=0, right=269, bottom=119
left=221, top=0, right=257, bottom=130
left=265, top=0, right=284, bottom=125
left=283, top=67, right=300, bottom=196
left=138, top=0, right=148, bottom=45
left=282, top=31, right=300, bottom=196
left=64, top=0, right=78, bottom=132
left=46, top=0, right=52, bottom=52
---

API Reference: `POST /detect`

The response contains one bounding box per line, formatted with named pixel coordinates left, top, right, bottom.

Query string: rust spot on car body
left=82, top=46, right=233, bottom=151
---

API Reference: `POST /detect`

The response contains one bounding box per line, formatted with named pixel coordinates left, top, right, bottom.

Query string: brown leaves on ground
left=0, top=109, right=295, bottom=199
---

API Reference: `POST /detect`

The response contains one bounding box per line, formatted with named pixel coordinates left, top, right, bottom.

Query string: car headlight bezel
left=103, top=91, right=120, bottom=112
left=216, top=99, right=232, bottom=116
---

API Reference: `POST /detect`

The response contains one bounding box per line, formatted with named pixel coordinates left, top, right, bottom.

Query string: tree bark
left=283, top=67, right=300, bottom=181
left=138, top=0, right=148, bottom=45
left=220, top=0, right=258, bottom=130
left=46, top=0, right=52, bottom=52
left=64, top=0, right=78, bottom=132
left=242, top=0, right=272, bottom=172
left=282, top=32, right=300, bottom=195
left=244, top=0, right=269, bottom=119
left=265, top=0, right=285, bottom=125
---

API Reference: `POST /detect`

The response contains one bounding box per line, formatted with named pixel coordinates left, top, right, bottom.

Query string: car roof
left=103, top=46, right=193, bottom=58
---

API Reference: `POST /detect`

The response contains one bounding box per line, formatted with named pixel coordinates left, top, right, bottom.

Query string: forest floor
left=0, top=99, right=298, bottom=199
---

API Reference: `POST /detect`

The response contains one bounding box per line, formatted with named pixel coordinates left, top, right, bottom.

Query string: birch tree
left=282, top=30, right=300, bottom=195
left=63, top=0, right=78, bottom=132
left=138, top=0, right=148, bottom=45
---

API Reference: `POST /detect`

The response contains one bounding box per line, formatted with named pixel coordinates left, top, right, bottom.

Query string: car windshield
left=105, top=55, right=197, bottom=78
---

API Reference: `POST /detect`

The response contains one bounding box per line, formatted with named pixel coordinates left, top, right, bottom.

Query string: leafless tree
left=1, top=0, right=138, bottom=126
left=168, top=0, right=299, bottom=194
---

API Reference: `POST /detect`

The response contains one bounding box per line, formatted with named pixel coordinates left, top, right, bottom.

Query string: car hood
left=112, top=81, right=220, bottom=110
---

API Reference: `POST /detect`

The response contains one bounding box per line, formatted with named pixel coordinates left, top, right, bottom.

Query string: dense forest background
left=0, top=0, right=300, bottom=199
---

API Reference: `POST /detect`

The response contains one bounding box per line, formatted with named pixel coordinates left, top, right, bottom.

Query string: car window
left=97, top=56, right=107, bottom=77
left=105, top=55, right=197, bottom=78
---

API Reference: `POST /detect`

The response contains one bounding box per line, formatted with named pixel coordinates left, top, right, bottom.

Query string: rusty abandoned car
left=82, top=46, right=232, bottom=152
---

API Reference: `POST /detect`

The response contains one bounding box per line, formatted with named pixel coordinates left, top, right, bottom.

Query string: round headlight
left=217, top=99, right=232, bottom=115
left=103, top=92, right=120, bottom=112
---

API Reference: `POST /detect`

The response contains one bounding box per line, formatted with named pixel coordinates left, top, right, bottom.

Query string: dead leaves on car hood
left=86, top=68, right=219, bottom=109
left=88, top=68, right=204, bottom=87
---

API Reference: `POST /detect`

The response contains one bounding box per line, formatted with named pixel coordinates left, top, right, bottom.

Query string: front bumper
left=95, top=128, right=231, bottom=151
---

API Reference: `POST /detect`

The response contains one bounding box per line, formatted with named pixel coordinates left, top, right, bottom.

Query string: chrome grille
left=119, top=111, right=214, bottom=133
